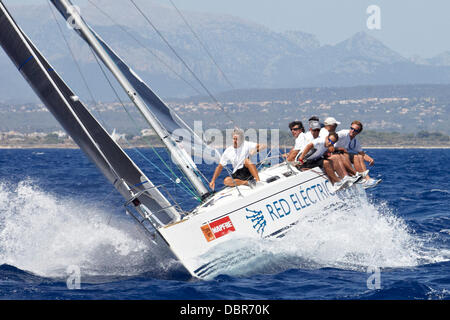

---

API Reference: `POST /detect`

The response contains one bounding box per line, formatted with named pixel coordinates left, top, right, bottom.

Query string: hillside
left=1, top=84, right=449, bottom=137
left=1, top=2, right=450, bottom=104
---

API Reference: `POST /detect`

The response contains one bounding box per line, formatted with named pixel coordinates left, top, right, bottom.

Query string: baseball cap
left=324, top=117, right=341, bottom=126
left=310, top=121, right=321, bottom=130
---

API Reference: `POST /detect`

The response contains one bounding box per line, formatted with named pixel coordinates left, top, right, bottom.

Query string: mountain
left=427, top=51, right=450, bottom=66
left=1, top=2, right=450, bottom=104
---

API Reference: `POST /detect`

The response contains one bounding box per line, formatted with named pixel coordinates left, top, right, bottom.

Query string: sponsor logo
left=245, top=180, right=336, bottom=235
left=201, top=224, right=215, bottom=242
left=245, top=208, right=267, bottom=236
left=201, top=216, right=235, bottom=242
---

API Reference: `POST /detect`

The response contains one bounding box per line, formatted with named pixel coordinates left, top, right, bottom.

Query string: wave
left=0, top=179, right=183, bottom=280
left=197, top=194, right=448, bottom=279
left=0, top=180, right=446, bottom=282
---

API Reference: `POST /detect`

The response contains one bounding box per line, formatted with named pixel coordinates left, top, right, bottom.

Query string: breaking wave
left=198, top=193, right=448, bottom=279
left=0, top=179, right=181, bottom=279
left=0, top=180, right=446, bottom=281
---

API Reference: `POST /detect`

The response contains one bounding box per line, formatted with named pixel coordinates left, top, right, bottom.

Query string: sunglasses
left=350, top=127, right=361, bottom=133
left=291, top=127, right=302, bottom=131
left=328, top=138, right=336, bottom=146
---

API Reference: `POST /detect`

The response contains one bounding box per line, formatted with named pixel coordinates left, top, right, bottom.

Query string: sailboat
left=0, top=0, right=368, bottom=279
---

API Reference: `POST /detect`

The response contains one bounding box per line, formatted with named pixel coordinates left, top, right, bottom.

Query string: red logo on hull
left=201, top=216, right=235, bottom=242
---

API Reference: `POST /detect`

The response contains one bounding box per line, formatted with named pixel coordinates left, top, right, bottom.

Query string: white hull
left=158, top=163, right=368, bottom=278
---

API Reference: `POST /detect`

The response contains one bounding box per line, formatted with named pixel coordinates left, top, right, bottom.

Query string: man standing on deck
left=209, top=128, right=266, bottom=190
left=335, top=120, right=382, bottom=189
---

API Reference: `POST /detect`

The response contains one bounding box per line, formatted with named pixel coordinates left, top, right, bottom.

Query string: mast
left=53, top=0, right=210, bottom=199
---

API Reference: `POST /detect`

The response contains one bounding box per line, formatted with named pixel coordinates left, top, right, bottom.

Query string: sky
left=9, top=0, right=450, bottom=58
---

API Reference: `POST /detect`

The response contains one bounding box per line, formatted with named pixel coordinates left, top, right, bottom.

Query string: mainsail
left=0, top=1, right=180, bottom=225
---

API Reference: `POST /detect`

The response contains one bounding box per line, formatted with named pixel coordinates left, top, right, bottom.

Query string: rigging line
left=86, top=1, right=224, bottom=163
left=41, top=0, right=125, bottom=186
left=128, top=0, right=236, bottom=125
left=168, top=0, right=235, bottom=90
left=46, top=0, right=99, bottom=111
left=85, top=0, right=215, bottom=194
left=47, top=0, right=122, bottom=141
left=85, top=0, right=204, bottom=97
left=127, top=0, right=237, bottom=185
left=87, top=0, right=228, bottom=184
left=89, top=49, right=200, bottom=201
left=257, top=149, right=273, bottom=170
left=88, top=44, right=200, bottom=200
left=86, top=38, right=191, bottom=185
left=88, top=0, right=220, bottom=187
left=127, top=140, right=201, bottom=201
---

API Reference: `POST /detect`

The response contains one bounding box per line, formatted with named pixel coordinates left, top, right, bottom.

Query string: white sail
left=0, top=1, right=180, bottom=226
left=51, top=0, right=211, bottom=199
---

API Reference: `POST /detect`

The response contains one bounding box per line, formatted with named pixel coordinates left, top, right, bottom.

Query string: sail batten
left=0, top=1, right=180, bottom=225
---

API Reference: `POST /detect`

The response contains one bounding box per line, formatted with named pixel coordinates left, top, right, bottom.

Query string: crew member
left=335, top=120, right=381, bottom=189
left=209, top=128, right=266, bottom=190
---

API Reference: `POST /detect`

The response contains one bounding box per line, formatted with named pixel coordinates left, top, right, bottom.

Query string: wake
left=0, top=180, right=446, bottom=281
left=197, top=192, right=448, bottom=279
left=0, top=179, right=182, bottom=279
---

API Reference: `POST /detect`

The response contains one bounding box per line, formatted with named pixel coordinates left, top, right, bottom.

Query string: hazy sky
left=9, top=0, right=450, bottom=58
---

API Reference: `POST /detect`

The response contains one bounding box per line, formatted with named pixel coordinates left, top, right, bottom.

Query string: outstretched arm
left=287, top=149, right=299, bottom=162
left=298, top=143, right=314, bottom=163
left=249, top=143, right=267, bottom=156
left=209, top=164, right=223, bottom=190
left=363, top=153, right=374, bottom=166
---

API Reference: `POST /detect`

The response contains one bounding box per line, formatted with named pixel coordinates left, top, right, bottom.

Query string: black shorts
left=296, top=157, right=324, bottom=170
left=232, top=166, right=253, bottom=181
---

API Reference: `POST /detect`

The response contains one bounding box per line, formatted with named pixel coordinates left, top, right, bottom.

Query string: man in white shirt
left=284, top=120, right=305, bottom=161
left=335, top=120, right=381, bottom=189
left=319, top=116, right=361, bottom=177
left=209, top=128, right=266, bottom=190
left=287, top=120, right=321, bottom=161
left=319, top=117, right=340, bottom=138
left=304, top=119, right=321, bottom=142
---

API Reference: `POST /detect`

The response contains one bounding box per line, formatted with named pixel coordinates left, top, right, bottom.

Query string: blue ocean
left=0, top=148, right=448, bottom=301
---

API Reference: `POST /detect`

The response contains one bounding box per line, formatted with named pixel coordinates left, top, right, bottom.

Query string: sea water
left=0, top=148, right=448, bottom=299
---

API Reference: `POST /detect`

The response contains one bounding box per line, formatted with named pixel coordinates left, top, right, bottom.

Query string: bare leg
left=224, top=177, right=248, bottom=187
left=339, top=154, right=356, bottom=176
left=323, top=159, right=340, bottom=184
left=353, top=154, right=371, bottom=180
left=328, top=154, right=348, bottom=179
left=244, top=158, right=260, bottom=181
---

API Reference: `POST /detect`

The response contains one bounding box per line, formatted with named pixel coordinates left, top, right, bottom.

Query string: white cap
left=309, top=121, right=321, bottom=130
left=324, top=117, right=341, bottom=126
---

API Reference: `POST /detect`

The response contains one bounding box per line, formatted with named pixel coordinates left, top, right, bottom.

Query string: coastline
left=1, top=144, right=450, bottom=149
